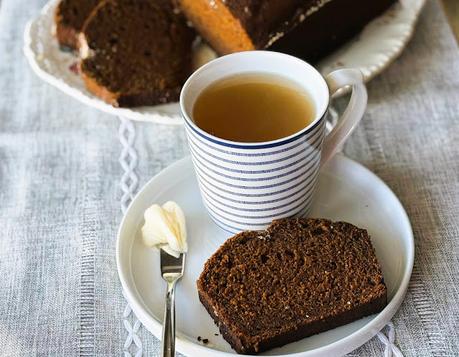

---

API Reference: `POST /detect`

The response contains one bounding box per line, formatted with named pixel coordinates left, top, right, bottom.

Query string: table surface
left=0, top=0, right=458, bottom=356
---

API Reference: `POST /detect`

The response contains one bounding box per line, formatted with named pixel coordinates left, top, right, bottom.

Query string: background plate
left=24, top=0, right=425, bottom=125
left=117, top=155, right=414, bottom=356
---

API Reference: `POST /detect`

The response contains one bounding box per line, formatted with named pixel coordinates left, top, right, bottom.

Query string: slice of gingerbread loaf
left=55, top=0, right=100, bottom=50
left=197, top=218, right=387, bottom=354
left=78, top=0, right=196, bottom=107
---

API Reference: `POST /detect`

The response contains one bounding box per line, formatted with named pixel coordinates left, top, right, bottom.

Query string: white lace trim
left=119, top=117, right=142, bottom=357
left=377, top=322, right=404, bottom=357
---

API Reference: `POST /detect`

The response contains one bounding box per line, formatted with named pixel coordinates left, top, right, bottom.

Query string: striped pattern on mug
left=184, top=116, right=326, bottom=233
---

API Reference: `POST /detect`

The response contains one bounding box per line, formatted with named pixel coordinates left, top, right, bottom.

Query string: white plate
left=117, top=154, right=414, bottom=357
left=24, top=0, right=425, bottom=125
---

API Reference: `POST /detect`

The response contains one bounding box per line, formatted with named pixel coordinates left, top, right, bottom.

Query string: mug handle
left=320, top=68, right=368, bottom=166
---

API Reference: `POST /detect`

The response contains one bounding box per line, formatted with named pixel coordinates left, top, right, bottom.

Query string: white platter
left=24, top=0, right=425, bottom=125
left=116, top=154, right=414, bottom=356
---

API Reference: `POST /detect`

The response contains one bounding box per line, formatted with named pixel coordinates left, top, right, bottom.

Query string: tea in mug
left=193, top=73, right=316, bottom=142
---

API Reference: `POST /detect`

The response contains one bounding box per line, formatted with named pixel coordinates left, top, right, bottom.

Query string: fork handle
left=161, top=280, right=176, bottom=357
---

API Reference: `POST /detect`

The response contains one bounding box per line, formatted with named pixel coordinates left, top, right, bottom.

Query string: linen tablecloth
left=0, top=0, right=458, bottom=356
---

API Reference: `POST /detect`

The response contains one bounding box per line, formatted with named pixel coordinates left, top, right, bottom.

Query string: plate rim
left=116, top=155, right=415, bottom=357
left=317, top=0, right=426, bottom=82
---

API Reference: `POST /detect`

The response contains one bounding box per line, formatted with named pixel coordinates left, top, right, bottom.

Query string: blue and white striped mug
left=180, top=51, right=367, bottom=233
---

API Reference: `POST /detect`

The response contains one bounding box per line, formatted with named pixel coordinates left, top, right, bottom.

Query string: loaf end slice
left=197, top=218, right=387, bottom=354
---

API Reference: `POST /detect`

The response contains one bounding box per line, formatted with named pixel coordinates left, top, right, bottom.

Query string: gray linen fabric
left=0, top=0, right=458, bottom=356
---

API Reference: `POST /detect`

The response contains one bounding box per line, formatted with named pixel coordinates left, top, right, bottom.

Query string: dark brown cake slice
left=55, top=0, right=100, bottom=50
left=78, top=0, right=196, bottom=107
left=178, top=0, right=395, bottom=62
left=197, top=218, right=387, bottom=354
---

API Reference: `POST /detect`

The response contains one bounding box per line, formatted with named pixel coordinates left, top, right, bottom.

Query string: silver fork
left=160, top=250, right=185, bottom=357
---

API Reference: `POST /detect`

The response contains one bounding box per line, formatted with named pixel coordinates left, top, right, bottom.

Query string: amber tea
left=192, top=73, right=316, bottom=142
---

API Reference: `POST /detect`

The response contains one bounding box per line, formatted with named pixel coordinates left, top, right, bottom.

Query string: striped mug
left=180, top=51, right=367, bottom=233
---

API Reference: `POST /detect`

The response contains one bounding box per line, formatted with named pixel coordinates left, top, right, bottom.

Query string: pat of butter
left=141, top=201, right=187, bottom=258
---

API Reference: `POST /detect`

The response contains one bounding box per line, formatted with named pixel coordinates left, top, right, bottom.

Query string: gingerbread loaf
left=197, top=218, right=387, bottom=354
left=178, top=0, right=395, bottom=61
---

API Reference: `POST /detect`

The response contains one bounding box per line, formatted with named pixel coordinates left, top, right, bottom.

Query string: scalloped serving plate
left=24, top=0, right=425, bottom=125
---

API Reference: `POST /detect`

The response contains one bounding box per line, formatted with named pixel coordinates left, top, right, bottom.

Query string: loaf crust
left=179, top=0, right=395, bottom=61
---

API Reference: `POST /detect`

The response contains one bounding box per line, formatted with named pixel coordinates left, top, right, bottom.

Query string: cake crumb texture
left=79, top=0, right=195, bottom=107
